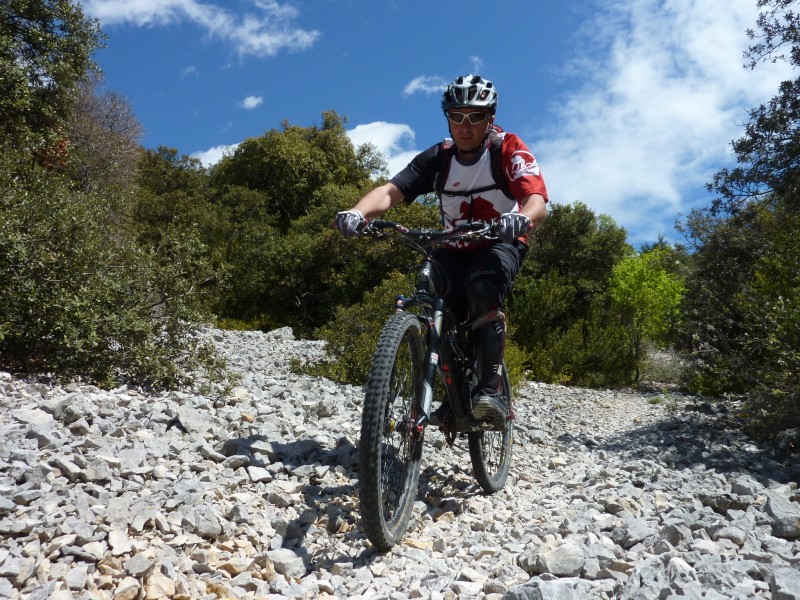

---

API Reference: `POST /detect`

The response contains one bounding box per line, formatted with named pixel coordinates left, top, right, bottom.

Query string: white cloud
left=81, top=0, right=320, bottom=58
left=403, top=76, right=447, bottom=96
left=182, top=65, right=199, bottom=77
left=240, top=95, right=263, bottom=109
left=468, top=56, right=484, bottom=74
left=191, top=143, right=239, bottom=167
left=404, top=64, right=489, bottom=97
left=534, top=0, right=793, bottom=246
left=347, top=122, right=418, bottom=176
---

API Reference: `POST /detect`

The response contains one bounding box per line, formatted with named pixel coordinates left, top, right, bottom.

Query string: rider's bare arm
left=518, top=193, right=547, bottom=229
left=352, top=182, right=405, bottom=220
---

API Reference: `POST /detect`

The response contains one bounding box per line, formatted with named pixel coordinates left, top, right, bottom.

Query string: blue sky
left=80, top=0, right=792, bottom=249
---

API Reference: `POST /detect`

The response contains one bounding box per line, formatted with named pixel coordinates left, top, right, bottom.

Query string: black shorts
left=431, top=241, right=528, bottom=320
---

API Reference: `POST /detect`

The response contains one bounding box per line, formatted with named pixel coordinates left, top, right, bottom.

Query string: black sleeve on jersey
left=389, top=143, right=443, bottom=204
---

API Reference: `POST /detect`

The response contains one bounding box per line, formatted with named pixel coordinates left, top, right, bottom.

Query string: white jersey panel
left=440, top=150, right=519, bottom=229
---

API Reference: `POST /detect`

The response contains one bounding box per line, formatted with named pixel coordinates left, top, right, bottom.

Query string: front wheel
left=468, top=364, right=513, bottom=493
left=359, top=312, right=426, bottom=551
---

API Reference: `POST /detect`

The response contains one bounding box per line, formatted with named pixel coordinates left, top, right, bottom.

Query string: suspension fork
left=415, top=297, right=445, bottom=428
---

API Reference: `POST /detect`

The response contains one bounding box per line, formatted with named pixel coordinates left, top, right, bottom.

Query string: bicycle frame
left=356, top=219, right=514, bottom=550
left=359, top=220, right=497, bottom=434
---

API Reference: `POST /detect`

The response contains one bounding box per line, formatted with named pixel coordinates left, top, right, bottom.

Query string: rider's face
left=447, top=109, right=493, bottom=152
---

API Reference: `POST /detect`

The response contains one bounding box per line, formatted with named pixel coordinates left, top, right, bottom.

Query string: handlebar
left=356, top=219, right=498, bottom=252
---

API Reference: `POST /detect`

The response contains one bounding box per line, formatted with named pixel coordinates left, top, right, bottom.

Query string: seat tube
left=417, top=298, right=445, bottom=423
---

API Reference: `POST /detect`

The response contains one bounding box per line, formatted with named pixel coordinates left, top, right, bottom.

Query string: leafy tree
left=208, top=139, right=441, bottom=331
left=609, top=247, right=685, bottom=380
left=210, top=111, right=385, bottom=230
left=510, top=201, right=632, bottom=385
left=679, top=0, right=800, bottom=436
left=0, top=154, right=222, bottom=388
left=676, top=204, right=768, bottom=393
left=520, top=202, right=631, bottom=323
left=734, top=205, right=799, bottom=431
left=0, top=0, right=104, bottom=155
left=201, top=112, right=394, bottom=330
left=708, top=0, right=799, bottom=212
left=138, top=146, right=208, bottom=197
left=68, top=74, right=144, bottom=194
left=134, top=149, right=210, bottom=240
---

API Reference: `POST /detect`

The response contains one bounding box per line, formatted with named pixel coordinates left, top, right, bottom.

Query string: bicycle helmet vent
left=441, top=74, right=498, bottom=114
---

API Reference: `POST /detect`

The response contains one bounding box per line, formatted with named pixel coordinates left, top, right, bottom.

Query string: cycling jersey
left=390, top=128, right=548, bottom=240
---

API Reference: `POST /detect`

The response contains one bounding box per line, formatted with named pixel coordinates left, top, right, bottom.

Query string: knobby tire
left=468, top=364, right=513, bottom=492
left=359, top=312, right=425, bottom=551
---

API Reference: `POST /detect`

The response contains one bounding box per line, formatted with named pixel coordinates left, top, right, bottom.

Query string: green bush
left=0, top=155, right=225, bottom=389
left=502, top=337, right=530, bottom=395
left=309, top=271, right=411, bottom=384
left=520, top=310, right=637, bottom=388
left=609, top=247, right=685, bottom=380
left=510, top=201, right=634, bottom=387
left=579, top=311, right=638, bottom=387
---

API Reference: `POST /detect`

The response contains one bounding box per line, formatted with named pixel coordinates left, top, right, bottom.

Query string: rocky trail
left=1, top=327, right=799, bottom=599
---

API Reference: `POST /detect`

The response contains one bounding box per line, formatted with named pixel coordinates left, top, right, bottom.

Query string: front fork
left=414, top=298, right=446, bottom=430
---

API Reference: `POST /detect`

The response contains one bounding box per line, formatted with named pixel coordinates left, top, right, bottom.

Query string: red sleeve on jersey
left=500, top=133, right=548, bottom=202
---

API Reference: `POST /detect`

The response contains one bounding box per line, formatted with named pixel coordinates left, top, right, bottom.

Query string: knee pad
left=466, top=278, right=502, bottom=318
left=470, top=308, right=506, bottom=334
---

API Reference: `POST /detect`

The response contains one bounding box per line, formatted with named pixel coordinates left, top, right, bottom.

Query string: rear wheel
left=359, top=312, right=425, bottom=551
left=468, top=364, right=512, bottom=493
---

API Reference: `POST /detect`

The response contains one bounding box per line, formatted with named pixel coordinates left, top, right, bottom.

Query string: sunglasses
left=446, top=111, right=490, bottom=125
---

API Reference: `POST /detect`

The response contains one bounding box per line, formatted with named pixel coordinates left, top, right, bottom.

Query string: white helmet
left=441, top=75, right=498, bottom=114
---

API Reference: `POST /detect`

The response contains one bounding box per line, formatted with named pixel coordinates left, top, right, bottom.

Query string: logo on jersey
left=458, top=198, right=500, bottom=222
left=507, top=151, right=540, bottom=181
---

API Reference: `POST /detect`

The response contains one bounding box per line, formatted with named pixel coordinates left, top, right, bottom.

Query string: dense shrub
left=0, top=155, right=224, bottom=388
left=310, top=271, right=411, bottom=384
left=520, top=312, right=635, bottom=388
left=509, top=202, right=634, bottom=386
left=680, top=200, right=799, bottom=434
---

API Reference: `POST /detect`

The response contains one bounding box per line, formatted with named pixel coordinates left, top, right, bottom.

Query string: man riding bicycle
left=335, top=74, right=548, bottom=429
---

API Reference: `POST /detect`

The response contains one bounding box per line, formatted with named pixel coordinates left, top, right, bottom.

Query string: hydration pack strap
left=441, top=183, right=501, bottom=198
left=433, top=128, right=513, bottom=201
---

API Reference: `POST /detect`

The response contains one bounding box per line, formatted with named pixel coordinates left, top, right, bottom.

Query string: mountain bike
left=356, top=220, right=514, bottom=551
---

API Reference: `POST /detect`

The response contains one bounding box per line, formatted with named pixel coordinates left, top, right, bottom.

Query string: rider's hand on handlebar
left=335, top=209, right=366, bottom=238
left=496, top=213, right=531, bottom=243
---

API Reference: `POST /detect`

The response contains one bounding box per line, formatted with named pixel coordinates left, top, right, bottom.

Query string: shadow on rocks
left=218, top=432, right=496, bottom=570
left=220, top=433, right=371, bottom=568
left=588, top=400, right=800, bottom=489
left=222, top=434, right=325, bottom=469
left=418, top=463, right=486, bottom=510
